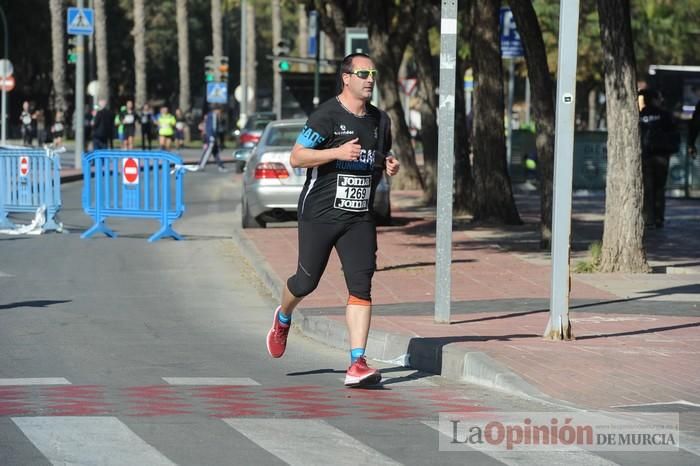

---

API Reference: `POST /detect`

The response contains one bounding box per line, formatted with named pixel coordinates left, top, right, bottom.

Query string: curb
left=230, top=204, right=563, bottom=405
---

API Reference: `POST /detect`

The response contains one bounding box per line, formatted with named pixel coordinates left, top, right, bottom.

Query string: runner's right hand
left=336, top=138, right=361, bottom=161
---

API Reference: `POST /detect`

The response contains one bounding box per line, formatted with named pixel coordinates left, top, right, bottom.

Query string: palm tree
left=94, top=0, right=109, bottom=103
left=133, top=0, right=147, bottom=110
left=176, top=0, right=190, bottom=113
left=49, top=0, right=67, bottom=112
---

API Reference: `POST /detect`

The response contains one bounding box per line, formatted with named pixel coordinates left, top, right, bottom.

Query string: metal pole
left=313, top=20, right=320, bottom=107
left=506, top=59, right=515, bottom=172
left=547, top=0, right=580, bottom=339
left=434, top=0, right=458, bottom=323
left=0, top=6, right=8, bottom=145
left=239, top=0, right=247, bottom=127
left=75, top=0, right=85, bottom=169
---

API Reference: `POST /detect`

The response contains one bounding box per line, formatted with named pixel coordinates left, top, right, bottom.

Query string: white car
left=241, top=119, right=392, bottom=228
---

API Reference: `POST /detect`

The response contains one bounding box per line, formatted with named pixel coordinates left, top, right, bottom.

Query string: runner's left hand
left=385, top=155, right=400, bottom=176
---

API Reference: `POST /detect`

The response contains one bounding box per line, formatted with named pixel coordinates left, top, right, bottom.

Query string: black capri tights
left=287, top=221, right=377, bottom=302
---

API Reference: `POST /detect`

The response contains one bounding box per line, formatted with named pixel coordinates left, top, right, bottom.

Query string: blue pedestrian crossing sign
left=67, top=8, right=94, bottom=36
left=207, top=82, right=228, bottom=104
left=499, top=7, right=523, bottom=58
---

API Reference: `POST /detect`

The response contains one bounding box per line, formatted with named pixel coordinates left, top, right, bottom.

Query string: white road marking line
left=162, top=377, right=260, bottom=386
left=0, top=378, right=71, bottom=386
left=421, top=420, right=619, bottom=466
left=12, top=417, right=175, bottom=465
left=224, top=418, right=402, bottom=466
left=0, top=270, right=14, bottom=277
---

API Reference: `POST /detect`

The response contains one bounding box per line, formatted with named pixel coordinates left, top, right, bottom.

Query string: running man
left=266, top=53, right=400, bottom=387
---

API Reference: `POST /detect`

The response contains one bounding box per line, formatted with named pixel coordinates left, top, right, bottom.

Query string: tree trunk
left=454, top=0, right=474, bottom=214
left=176, top=0, right=190, bottom=113
left=597, top=0, right=649, bottom=272
left=49, top=0, right=67, bottom=112
left=297, top=4, right=309, bottom=72
left=211, top=0, right=223, bottom=75
left=367, top=1, right=423, bottom=190
left=453, top=55, right=473, bottom=214
left=94, top=0, right=109, bottom=103
left=509, top=1, right=555, bottom=247
left=246, top=2, right=256, bottom=113
left=133, top=0, right=147, bottom=110
left=413, top=3, right=439, bottom=204
left=588, top=87, right=597, bottom=130
left=470, top=0, right=521, bottom=224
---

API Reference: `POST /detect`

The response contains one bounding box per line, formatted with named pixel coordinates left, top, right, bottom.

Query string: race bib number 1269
left=334, top=174, right=371, bottom=212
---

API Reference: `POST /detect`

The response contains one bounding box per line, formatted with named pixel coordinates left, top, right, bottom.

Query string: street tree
left=412, top=1, right=440, bottom=203
left=366, top=0, right=424, bottom=190
left=470, top=0, right=521, bottom=224
left=509, top=1, right=556, bottom=248
left=176, top=0, right=190, bottom=113
left=49, top=0, right=68, bottom=112
left=94, top=0, right=109, bottom=103
left=211, top=0, right=223, bottom=76
left=308, top=0, right=423, bottom=189
left=133, top=0, right=147, bottom=110
left=453, top=0, right=474, bottom=214
left=597, top=0, right=649, bottom=272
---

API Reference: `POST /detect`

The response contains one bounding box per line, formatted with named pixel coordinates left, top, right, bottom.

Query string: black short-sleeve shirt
left=295, top=97, right=391, bottom=223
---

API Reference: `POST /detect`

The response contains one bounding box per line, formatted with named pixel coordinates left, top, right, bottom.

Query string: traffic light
left=275, top=39, right=291, bottom=72
left=219, top=56, right=229, bottom=82
left=204, top=55, right=216, bottom=82
left=67, top=37, right=77, bottom=64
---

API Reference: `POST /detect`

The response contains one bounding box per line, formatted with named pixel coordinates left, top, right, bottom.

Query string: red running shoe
left=266, top=306, right=290, bottom=358
left=344, top=356, right=382, bottom=387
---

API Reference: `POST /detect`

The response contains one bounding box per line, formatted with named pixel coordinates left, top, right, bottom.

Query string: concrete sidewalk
left=233, top=190, right=700, bottom=420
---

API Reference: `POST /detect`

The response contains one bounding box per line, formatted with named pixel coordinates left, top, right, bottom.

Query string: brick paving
left=241, top=190, right=700, bottom=414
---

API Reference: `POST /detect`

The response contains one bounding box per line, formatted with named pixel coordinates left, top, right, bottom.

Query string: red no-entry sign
left=19, top=156, right=29, bottom=177
left=122, top=157, right=139, bottom=185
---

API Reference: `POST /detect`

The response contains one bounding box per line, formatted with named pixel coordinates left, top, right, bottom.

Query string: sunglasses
left=348, top=69, right=378, bottom=79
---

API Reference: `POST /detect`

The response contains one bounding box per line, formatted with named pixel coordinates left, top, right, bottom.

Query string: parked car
left=234, top=112, right=277, bottom=148
left=231, top=146, right=253, bottom=173
left=241, top=119, right=392, bottom=228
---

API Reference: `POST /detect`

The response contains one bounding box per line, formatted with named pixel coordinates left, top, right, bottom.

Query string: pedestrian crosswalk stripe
left=0, top=377, right=71, bottom=386
left=223, top=418, right=402, bottom=465
left=162, top=377, right=260, bottom=386
left=12, top=417, right=176, bottom=465
left=421, top=421, right=620, bottom=466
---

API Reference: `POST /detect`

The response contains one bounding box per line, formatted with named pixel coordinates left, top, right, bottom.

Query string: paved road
left=1, top=172, right=697, bottom=465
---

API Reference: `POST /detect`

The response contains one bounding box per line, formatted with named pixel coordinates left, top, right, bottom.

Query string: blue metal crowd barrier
left=81, top=150, right=187, bottom=242
left=0, top=147, right=63, bottom=231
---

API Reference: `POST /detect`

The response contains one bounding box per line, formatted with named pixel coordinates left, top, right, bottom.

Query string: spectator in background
left=34, top=109, right=47, bottom=145
left=638, top=88, right=679, bottom=229
left=51, top=110, right=65, bottom=147
left=92, top=99, right=113, bottom=150
left=120, top=100, right=137, bottom=150
left=174, top=108, right=186, bottom=150
left=689, top=88, right=700, bottom=159
left=139, top=103, right=154, bottom=150
left=20, top=101, right=34, bottom=146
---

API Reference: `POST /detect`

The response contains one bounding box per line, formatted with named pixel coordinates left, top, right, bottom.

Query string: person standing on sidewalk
left=139, top=103, right=155, bottom=150
left=688, top=88, right=699, bottom=159
left=638, top=88, right=679, bottom=228
left=92, top=99, right=113, bottom=150
left=20, top=101, right=35, bottom=146
left=266, top=53, right=400, bottom=387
